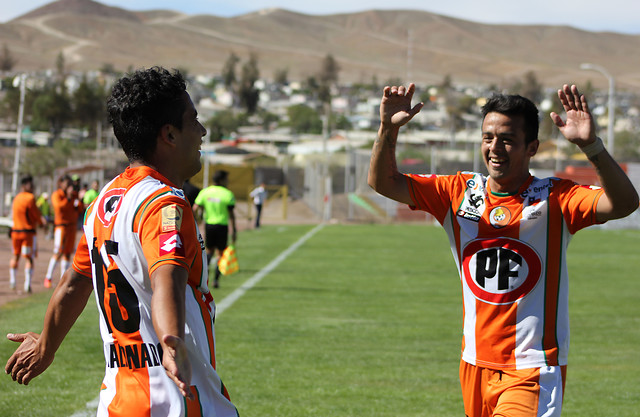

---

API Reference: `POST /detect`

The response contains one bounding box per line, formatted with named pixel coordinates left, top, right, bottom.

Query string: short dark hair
left=213, top=170, right=228, bottom=185
left=21, top=175, right=33, bottom=186
left=481, top=94, right=539, bottom=144
left=107, top=66, right=187, bottom=163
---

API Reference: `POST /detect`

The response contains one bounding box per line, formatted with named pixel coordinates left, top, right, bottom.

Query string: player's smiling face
left=174, top=92, right=206, bottom=180
left=481, top=112, right=538, bottom=194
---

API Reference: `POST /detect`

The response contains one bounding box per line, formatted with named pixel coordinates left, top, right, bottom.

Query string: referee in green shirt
left=193, top=170, right=237, bottom=288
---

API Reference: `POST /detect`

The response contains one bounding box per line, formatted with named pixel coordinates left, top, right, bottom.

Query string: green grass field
left=1, top=224, right=639, bottom=416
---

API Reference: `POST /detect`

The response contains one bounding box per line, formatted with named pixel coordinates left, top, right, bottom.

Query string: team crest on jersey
left=161, top=204, right=183, bottom=232
left=462, top=238, right=542, bottom=305
left=457, top=175, right=486, bottom=222
left=97, top=188, right=126, bottom=227
left=489, top=206, right=511, bottom=228
left=159, top=231, right=185, bottom=256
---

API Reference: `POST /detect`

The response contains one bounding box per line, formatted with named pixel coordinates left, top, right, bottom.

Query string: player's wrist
left=579, top=136, right=605, bottom=158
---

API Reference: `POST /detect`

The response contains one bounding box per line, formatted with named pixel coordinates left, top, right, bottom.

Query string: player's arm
left=368, top=84, right=423, bottom=205
left=150, top=264, right=193, bottom=400
left=228, top=205, right=237, bottom=243
left=550, top=84, right=639, bottom=222
left=5, top=269, right=93, bottom=385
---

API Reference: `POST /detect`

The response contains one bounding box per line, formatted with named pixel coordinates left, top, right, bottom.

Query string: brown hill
left=2, top=0, right=640, bottom=91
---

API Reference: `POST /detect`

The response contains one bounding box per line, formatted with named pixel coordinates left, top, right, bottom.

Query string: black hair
left=20, top=175, right=33, bottom=186
left=213, top=170, right=228, bottom=185
left=107, top=66, right=187, bottom=163
left=481, top=94, right=539, bottom=144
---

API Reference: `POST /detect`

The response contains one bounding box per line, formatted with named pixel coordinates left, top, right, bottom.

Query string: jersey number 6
left=91, top=237, right=141, bottom=335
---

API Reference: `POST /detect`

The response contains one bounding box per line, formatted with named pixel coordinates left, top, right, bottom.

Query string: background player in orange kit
left=44, top=174, right=83, bottom=288
left=6, top=67, right=239, bottom=417
left=368, top=83, right=638, bottom=417
left=9, top=175, right=46, bottom=293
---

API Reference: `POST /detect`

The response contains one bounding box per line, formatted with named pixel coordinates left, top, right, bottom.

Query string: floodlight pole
left=580, top=63, right=615, bottom=156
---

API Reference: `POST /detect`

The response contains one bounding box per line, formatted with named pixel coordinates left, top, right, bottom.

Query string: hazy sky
left=1, top=0, right=639, bottom=34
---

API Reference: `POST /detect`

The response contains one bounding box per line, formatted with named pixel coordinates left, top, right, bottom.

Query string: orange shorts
left=53, top=224, right=77, bottom=256
left=460, top=360, right=566, bottom=417
left=12, top=232, right=36, bottom=257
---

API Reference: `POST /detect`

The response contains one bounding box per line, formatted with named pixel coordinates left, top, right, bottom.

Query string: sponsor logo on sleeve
left=159, top=231, right=185, bottom=257
left=161, top=204, right=183, bottom=232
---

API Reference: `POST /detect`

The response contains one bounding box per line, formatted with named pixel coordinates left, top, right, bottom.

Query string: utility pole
left=11, top=73, right=26, bottom=196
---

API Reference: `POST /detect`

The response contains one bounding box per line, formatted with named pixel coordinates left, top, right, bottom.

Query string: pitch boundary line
left=216, top=223, right=324, bottom=315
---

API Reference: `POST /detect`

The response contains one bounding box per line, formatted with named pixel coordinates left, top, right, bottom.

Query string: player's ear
left=159, top=124, right=176, bottom=145
left=527, top=139, right=539, bottom=157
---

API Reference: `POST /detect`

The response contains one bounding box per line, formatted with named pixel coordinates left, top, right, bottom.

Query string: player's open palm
left=550, top=84, right=597, bottom=147
left=5, top=332, right=53, bottom=385
left=162, top=335, right=194, bottom=400
left=380, top=83, right=423, bottom=128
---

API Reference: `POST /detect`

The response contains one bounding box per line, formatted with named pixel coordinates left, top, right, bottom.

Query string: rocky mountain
left=2, top=0, right=640, bottom=90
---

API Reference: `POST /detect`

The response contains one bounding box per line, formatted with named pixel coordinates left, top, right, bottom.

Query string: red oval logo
left=462, top=238, right=542, bottom=304
left=97, top=188, right=126, bottom=227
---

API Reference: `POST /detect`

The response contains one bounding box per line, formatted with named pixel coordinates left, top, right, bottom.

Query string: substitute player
left=9, top=175, right=46, bottom=292
left=44, top=174, right=83, bottom=288
left=6, top=67, right=239, bottom=416
left=368, top=83, right=638, bottom=416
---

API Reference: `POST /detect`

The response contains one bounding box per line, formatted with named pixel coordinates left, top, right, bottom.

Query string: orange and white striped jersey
left=72, top=166, right=238, bottom=417
left=407, top=172, right=604, bottom=370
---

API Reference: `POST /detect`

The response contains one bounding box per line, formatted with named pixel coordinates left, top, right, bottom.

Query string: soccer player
left=44, top=174, right=83, bottom=288
left=5, top=67, right=239, bottom=416
left=193, top=170, right=237, bottom=288
left=9, top=175, right=46, bottom=293
left=368, top=83, right=638, bottom=416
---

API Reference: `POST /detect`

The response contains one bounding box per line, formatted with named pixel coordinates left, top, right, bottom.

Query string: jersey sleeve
left=71, top=233, right=93, bottom=278
left=406, top=173, right=457, bottom=223
left=137, top=195, right=199, bottom=278
left=555, top=179, right=604, bottom=234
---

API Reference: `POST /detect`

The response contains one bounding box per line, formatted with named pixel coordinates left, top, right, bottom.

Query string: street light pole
left=580, top=63, right=615, bottom=156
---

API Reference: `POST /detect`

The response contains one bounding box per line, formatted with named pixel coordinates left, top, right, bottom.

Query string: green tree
left=207, top=110, right=241, bottom=142
left=0, top=43, right=17, bottom=73
left=221, top=52, right=240, bottom=89
left=238, top=52, right=260, bottom=114
left=72, top=74, right=106, bottom=136
left=287, top=104, right=322, bottom=134
left=273, top=67, right=288, bottom=86
left=21, top=139, right=73, bottom=177
left=317, top=54, right=340, bottom=104
left=510, top=71, right=543, bottom=104
left=611, top=130, right=640, bottom=161
left=31, top=83, right=72, bottom=140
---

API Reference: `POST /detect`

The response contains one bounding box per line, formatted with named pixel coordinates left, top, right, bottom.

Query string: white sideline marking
left=216, top=223, right=324, bottom=315
left=70, top=223, right=324, bottom=417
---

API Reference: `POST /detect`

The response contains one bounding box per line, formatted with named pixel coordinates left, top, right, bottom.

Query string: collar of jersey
left=487, top=175, right=534, bottom=197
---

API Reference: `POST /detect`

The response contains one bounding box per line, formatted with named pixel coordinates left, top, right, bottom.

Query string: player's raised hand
left=380, top=83, right=424, bottom=129
left=162, top=334, right=194, bottom=400
left=550, top=84, right=597, bottom=147
left=5, top=332, right=53, bottom=385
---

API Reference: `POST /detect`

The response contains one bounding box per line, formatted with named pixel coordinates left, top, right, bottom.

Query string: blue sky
left=1, top=0, right=639, bottom=34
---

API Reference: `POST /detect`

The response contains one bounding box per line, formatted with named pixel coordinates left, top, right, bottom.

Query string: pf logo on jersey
left=159, top=232, right=185, bottom=257
left=462, top=238, right=542, bottom=305
left=97, top=188, right=126, bottom=227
